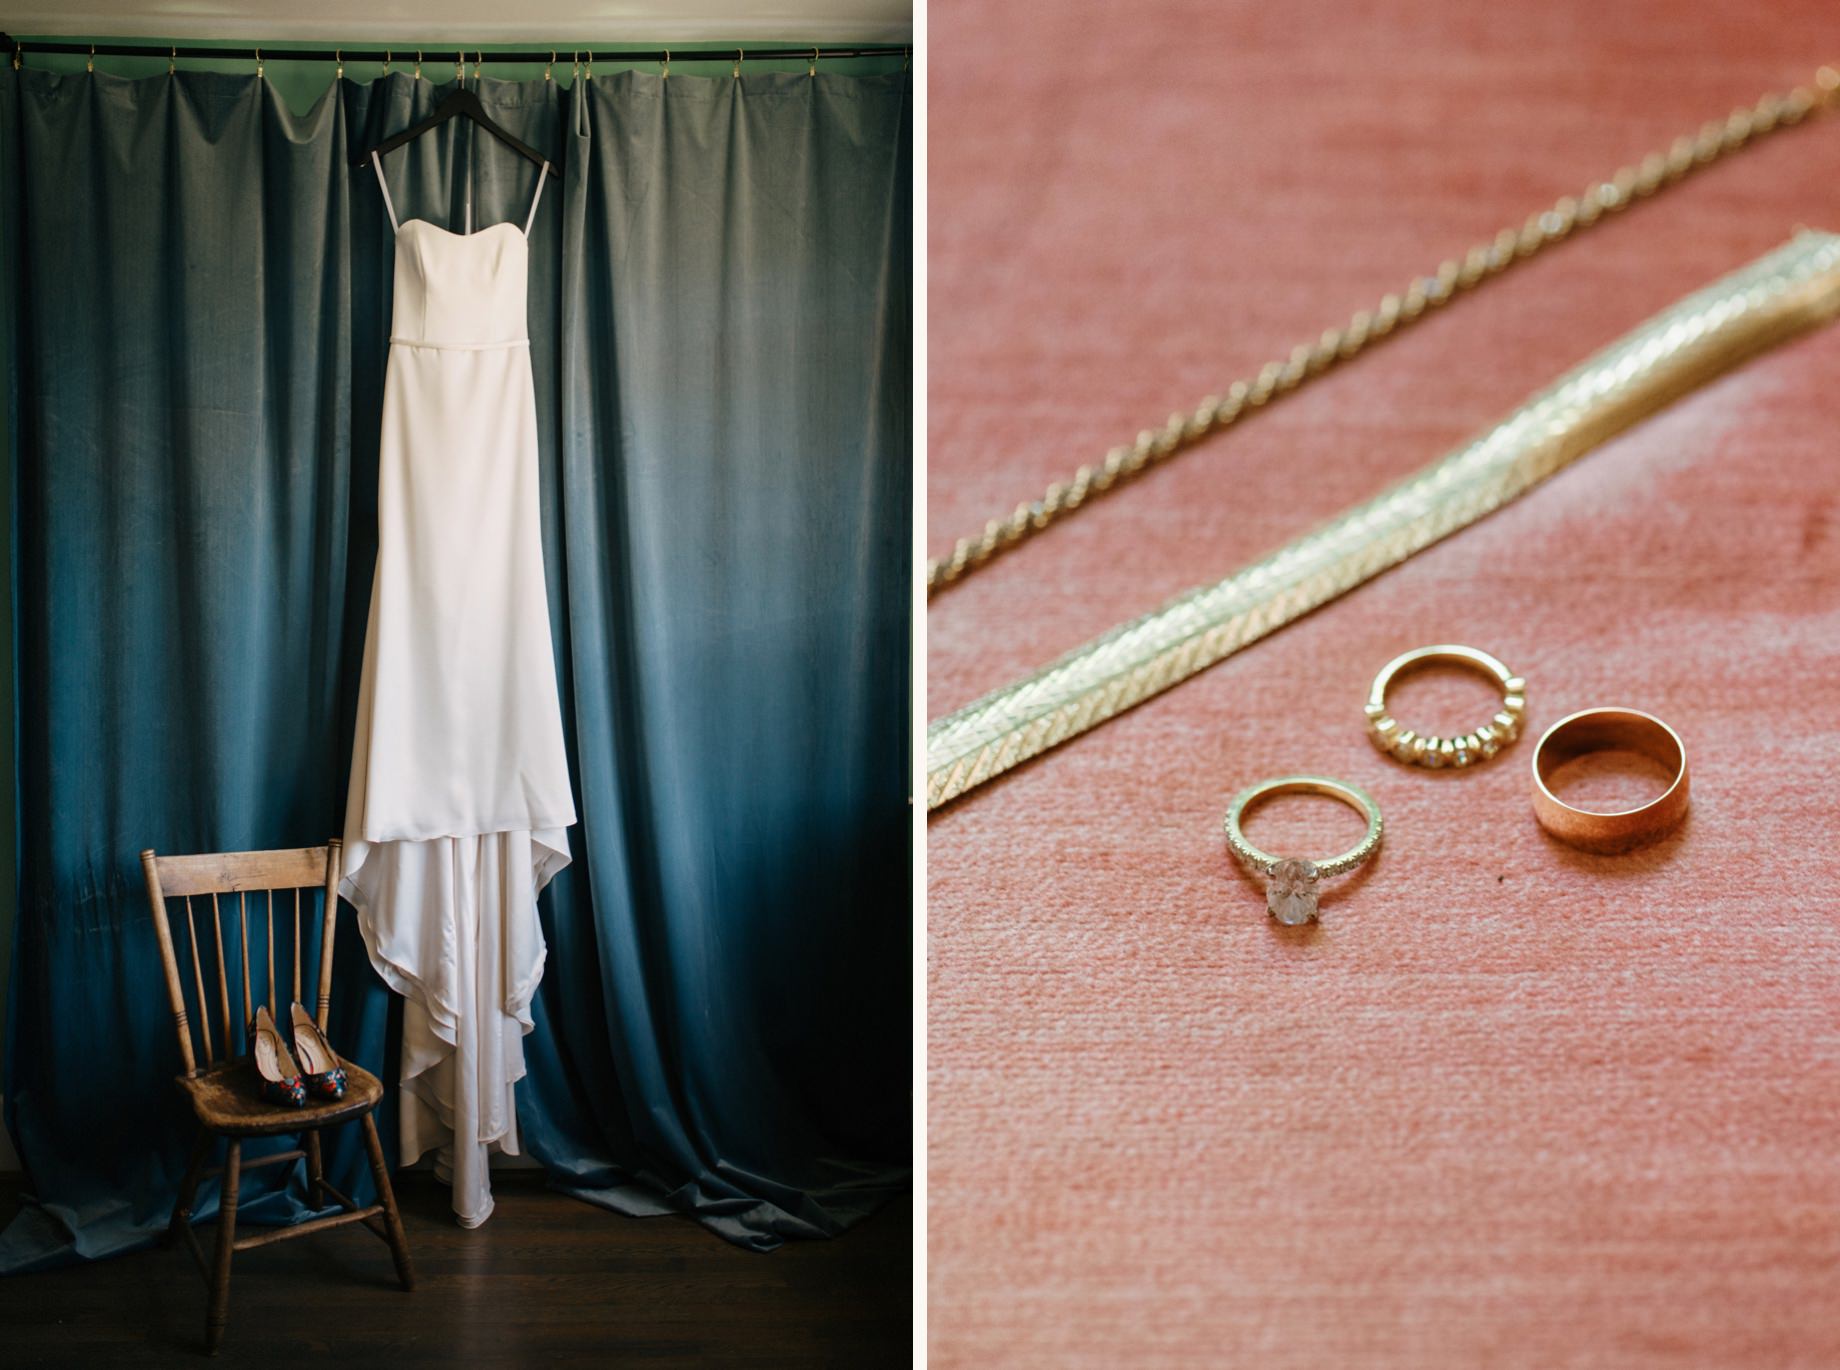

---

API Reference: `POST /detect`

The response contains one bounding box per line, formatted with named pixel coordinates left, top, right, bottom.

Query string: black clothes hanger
left=352, top=86, right=557, bottom=173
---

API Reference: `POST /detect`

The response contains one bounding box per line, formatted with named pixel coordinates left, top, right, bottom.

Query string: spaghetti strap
left=523, top=162, right=549, bottom=237
left=371, top=153, right=400, bottom=234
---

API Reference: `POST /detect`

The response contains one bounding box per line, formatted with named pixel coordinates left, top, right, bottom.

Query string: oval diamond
left=1266, top=857, right=1320, bottom=925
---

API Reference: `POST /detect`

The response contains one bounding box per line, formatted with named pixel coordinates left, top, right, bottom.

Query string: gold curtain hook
left=455, top=51, right=464, bottom=85
left=383, top=50, right=391, bottom=76
left=733, top=48, right=743, bottom=80
left=545, top=51, right=554, bottom=82
left=13, top=44, right=22, bottom=72
left=571, top=51, right=580, bottom=82
left=335, top=49, right=344, bottom=80
left=87, top=44, right=95, bottom=74
left=809, top=47, right=818, bottom=78
left=414, top=49, right=422, bottom=80
left=473, top=51, right=482, bottom=82
left=254, top=47, right=263, bottom=79
left=661, top=48, right=670, bottom=80
left=168, top=46, right=176, bottom=76
left=585, top=50, right=594, bottom=82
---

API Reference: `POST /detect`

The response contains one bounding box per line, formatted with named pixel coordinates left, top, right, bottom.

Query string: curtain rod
left=0, top=34, right=909, bottom=66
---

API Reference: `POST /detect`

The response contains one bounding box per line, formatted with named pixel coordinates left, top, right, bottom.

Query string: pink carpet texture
left=926, top=3, right=1840, bottom=1365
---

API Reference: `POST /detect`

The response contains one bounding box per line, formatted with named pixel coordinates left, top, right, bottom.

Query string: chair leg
left=304, top=1130, right=325, bottom=1209
left=205, top=1140, right=241, bottom=1356
left=359, top=1112, right=416, bottom=1292
left=168, top=1127, right=213, bottom=1244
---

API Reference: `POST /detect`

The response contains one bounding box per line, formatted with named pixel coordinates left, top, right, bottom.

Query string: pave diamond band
left=1222, top=776, right=1383, bottom=924
left=1366, top=644, right=1525, bottom=769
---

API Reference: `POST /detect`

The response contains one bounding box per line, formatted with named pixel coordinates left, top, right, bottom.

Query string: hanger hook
left=809, top=47, right=818, bottom=78
left=545, top=50, right=554, bottom=82
left=661, top=48, right=669, bottom=80
left=455, top=51, right=464, bottom=86
left=382, top=49, right=391, bottom=76
left=335, top=49, right=343, bottom=80
left=733, top=48, right=743, bottom=80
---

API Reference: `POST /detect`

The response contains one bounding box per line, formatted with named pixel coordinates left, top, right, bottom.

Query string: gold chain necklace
left=927, top=230, right=1840, bottom=807
left=927, top=65, right=1840, bottom=596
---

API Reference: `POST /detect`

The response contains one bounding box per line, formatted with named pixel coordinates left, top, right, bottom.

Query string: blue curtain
left=0, top=63, right=910, bottom=1272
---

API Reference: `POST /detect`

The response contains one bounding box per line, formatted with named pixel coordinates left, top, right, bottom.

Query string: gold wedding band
left=1365, top=643, right=1526, bottom=768
left=1223, top=776, right=1383, bottom=925
left=1531, top=707, right=1689, bottom=852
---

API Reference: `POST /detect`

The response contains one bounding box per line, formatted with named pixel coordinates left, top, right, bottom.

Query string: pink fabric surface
left=926, top=3, right=1840, bottom=1365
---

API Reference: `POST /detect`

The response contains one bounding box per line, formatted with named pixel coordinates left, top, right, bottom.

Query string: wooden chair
left=139, top=840, right=414, bottom=1354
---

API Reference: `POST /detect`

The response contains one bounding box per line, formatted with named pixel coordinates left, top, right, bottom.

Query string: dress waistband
left=389, top=336, right=530, bottom=351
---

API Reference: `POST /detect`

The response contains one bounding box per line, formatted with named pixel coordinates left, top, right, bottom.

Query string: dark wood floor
left=0, top=1172, right=911, bottom=1367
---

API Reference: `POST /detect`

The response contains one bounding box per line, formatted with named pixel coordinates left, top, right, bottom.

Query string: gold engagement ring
left=1222, top=776, right=1383, bottom=925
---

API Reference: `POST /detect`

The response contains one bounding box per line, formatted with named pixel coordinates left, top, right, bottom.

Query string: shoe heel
left=290, top=1002, right=347, bottom=1101
left=251, top=1006, right=305, bottom=1108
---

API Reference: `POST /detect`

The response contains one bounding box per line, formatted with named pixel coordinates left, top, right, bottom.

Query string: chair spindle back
left=138, top=842, right=343, bottom=1077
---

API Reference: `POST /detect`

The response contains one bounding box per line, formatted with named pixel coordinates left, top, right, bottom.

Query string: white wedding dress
left=342, top=154, right=576, bottom=1228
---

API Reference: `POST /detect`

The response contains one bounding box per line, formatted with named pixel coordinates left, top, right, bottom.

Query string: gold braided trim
left=927, top=67, right=1840, bottom=594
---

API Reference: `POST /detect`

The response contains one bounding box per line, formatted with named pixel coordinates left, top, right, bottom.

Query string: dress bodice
left=390, top=222, right=530, bottom=348
left=369, top=151, right=547, bottom=349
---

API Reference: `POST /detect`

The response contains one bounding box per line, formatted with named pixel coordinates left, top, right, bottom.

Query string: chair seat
left=177, top=1058, right=383, bottom=1136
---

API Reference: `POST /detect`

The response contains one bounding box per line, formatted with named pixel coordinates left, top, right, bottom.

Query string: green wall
left=0, top=32, right=907, bottom=1174
left=8, top=36, right=904, bottom=110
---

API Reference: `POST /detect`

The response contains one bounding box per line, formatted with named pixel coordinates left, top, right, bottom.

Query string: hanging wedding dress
left=342, top=153, right=576, bottom=1228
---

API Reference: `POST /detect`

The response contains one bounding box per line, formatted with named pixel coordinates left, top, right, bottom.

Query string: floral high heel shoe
left=289, top=1002, right=348, bottom=1101
left=251, top=1005, right=306, bottom=1108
